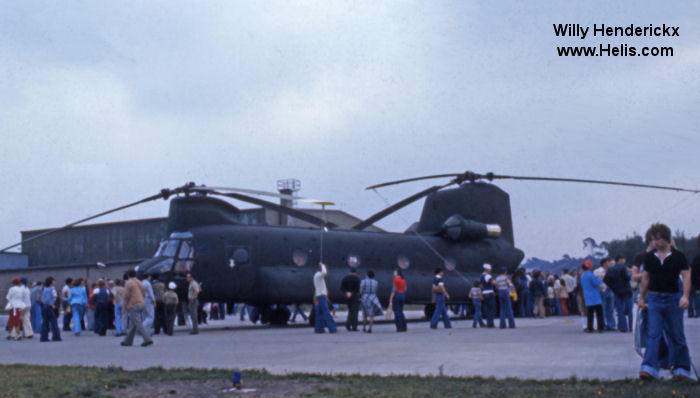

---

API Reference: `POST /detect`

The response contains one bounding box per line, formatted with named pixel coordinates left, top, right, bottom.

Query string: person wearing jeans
left=430, top=268, right=451, bottom=329
left=638, top=223, right=692, bottom=380
left=313, top=262, right=337, bottom=333
left=470, top=281, right=485, bottom=327
left=39, top=277, right=61, bottom=342
left=120, top=270, right=153, bottom=347
left=604, top=257, right=634, bottom=332
left=67, top=278, right=88, bottom=335
left=494, top=267, right=515, bottom=329
left=480, top=264, right=496, bottom=326
left=389, top=268, right=407, bottom=332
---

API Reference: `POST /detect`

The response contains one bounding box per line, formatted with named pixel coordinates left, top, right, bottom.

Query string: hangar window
left=293, top=249, right=308, bottom=266
left=346, top=254, right=360, bottom=268
left=397, top=255, right=410, bottom=270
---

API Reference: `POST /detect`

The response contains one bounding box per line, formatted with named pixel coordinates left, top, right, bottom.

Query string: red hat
left=582, top=259, right=593, bottom=270
left=11, top=277, right=21, bottom=285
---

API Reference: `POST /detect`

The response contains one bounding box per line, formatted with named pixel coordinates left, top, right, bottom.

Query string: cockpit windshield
left=154, top=239, right=180, bottom=258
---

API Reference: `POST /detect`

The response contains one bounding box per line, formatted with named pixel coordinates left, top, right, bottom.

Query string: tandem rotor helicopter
left=3, top=171, right=699, bottom=326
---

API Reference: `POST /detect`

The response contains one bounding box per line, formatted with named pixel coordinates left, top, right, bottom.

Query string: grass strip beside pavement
left=0, top=364, right=696, bottom=398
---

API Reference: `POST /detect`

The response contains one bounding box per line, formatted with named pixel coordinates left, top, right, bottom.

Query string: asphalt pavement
left=1, top=311, right=698, bottom=380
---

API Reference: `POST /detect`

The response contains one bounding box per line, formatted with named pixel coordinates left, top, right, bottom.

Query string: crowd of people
left=312, top=223, right=699, bottom=381
left=5, top=223, right=699, bottom=379
left=4, top=271, right=205, bottom=347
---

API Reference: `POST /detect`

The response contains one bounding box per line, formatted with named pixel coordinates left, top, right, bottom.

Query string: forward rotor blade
left=353, top=181, right=457, bottom=230
left=212, top=191, right=337, bottom=228
left=193, top=186, right=334, bottom=205
left=489, top=174, right=700, bottom=194
left=0, top=191, right=168, bottom=253
left=366, top=174, right=462, bottom=190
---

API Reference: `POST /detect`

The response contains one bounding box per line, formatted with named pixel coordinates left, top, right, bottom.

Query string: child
left=469, top=280, right=485, bottom=328
left=546, top=280, right=555, bottom=316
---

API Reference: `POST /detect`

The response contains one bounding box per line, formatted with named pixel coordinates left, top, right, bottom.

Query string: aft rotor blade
left=366, top=174, right=462, bottom=190
left=490, top=174, right=700, bottom=194
left=369, top=171, right=700, bottom=194
left=212, top=191, right=337, bottom=228
left=0, top=191, right=168, bottom=253
left=353, top=182, right=456, bottom=230
left=193, top=186, right=334, bottom=205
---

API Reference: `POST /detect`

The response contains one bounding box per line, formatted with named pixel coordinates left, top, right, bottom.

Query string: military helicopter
left=3, top=172, right=698, bottom=326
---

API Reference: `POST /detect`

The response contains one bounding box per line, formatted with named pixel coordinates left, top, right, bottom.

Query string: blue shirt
left=41, top=286, right=57, bottom=306
left=581, top=270, right=603, bottom=306
left=30, top=286, right=43, bottom=303
left=67, top=286, right=88, bottom=306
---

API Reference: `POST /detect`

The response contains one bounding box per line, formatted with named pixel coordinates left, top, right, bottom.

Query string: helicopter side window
left=174, top=241, right=194, bottom=273
left=444, top=257, right=456, bottom=271
left=397, top=255, right=410, bottom=270
left=225, top=246, right=249, bottom=268
left=292, top=249, right=308, bottom=266
left=346, top=254, right=360, bottom=268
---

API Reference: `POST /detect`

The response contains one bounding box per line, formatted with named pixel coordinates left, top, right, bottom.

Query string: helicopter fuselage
left=139, top=224, right=524, bottom=307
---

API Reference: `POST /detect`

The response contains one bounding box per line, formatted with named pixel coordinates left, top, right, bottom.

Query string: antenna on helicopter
left=315, top=201, right=334, bottom=264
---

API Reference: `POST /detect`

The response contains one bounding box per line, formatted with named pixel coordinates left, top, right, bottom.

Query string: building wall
left=0, top=263, right=135, bottom=306
left=22, top=218, right=169, bottom=267
left=0, top=253, right=28, bottom=270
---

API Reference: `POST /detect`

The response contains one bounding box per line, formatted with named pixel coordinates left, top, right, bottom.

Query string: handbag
left=509, top=289, right=518, bottom=301
left=385, top=305, right=393, bottom=320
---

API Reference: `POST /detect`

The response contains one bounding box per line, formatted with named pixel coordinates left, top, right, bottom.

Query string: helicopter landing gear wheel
left=424, top=303, right=435, bottom=321
left=269, top=307, right=291, bottom=326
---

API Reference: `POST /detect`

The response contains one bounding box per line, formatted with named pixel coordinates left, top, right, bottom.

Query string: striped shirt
left=469, top=287, right=482, bottom=299
left=494, top=275, right=512, bottom=291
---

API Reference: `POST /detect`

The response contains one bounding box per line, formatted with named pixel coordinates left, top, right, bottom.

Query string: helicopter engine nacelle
left=439, top=214, right=501, bottom=241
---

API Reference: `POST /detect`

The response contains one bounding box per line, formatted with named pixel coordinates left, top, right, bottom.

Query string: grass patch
left=0, top=364, right=696, bottom=398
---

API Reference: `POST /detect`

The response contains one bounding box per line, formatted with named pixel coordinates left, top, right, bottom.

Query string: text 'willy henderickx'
left=554, top=24, right=679, bottom=57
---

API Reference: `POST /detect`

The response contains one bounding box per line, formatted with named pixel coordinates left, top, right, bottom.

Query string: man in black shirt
left=638, top=223, right=691, bottom=380
left=604, top=256, right=633, bottom=332
left=340, top=268, right=361, bottom=331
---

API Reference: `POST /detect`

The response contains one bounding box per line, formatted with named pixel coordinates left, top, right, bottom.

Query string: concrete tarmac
left=1, top=312, right=698, bottom=380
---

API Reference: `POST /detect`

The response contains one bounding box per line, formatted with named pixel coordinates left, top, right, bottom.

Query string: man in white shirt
left=561, top=269, right=577, bottom=315
left=20, top=278, right=34, bottom=338
left=313, top=262, right=336, bottom=333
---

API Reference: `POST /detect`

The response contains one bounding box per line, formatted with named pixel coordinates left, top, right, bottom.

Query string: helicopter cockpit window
left=147, top=258, right=175, bottom=274
left=154, top=239, right=180, bottom=258
left=292, top=249, right=308, bottom=266
left=174, top=241, right=194, bottom=273
left=397, top=255, right=410, bottom=270
left=346, top=254, right=360, bottom=268
left=178, top=241, right=193, bottom=259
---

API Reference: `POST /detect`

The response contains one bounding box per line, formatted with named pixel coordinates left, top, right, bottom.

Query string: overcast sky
left=2, top=1, right=699, bottom=261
